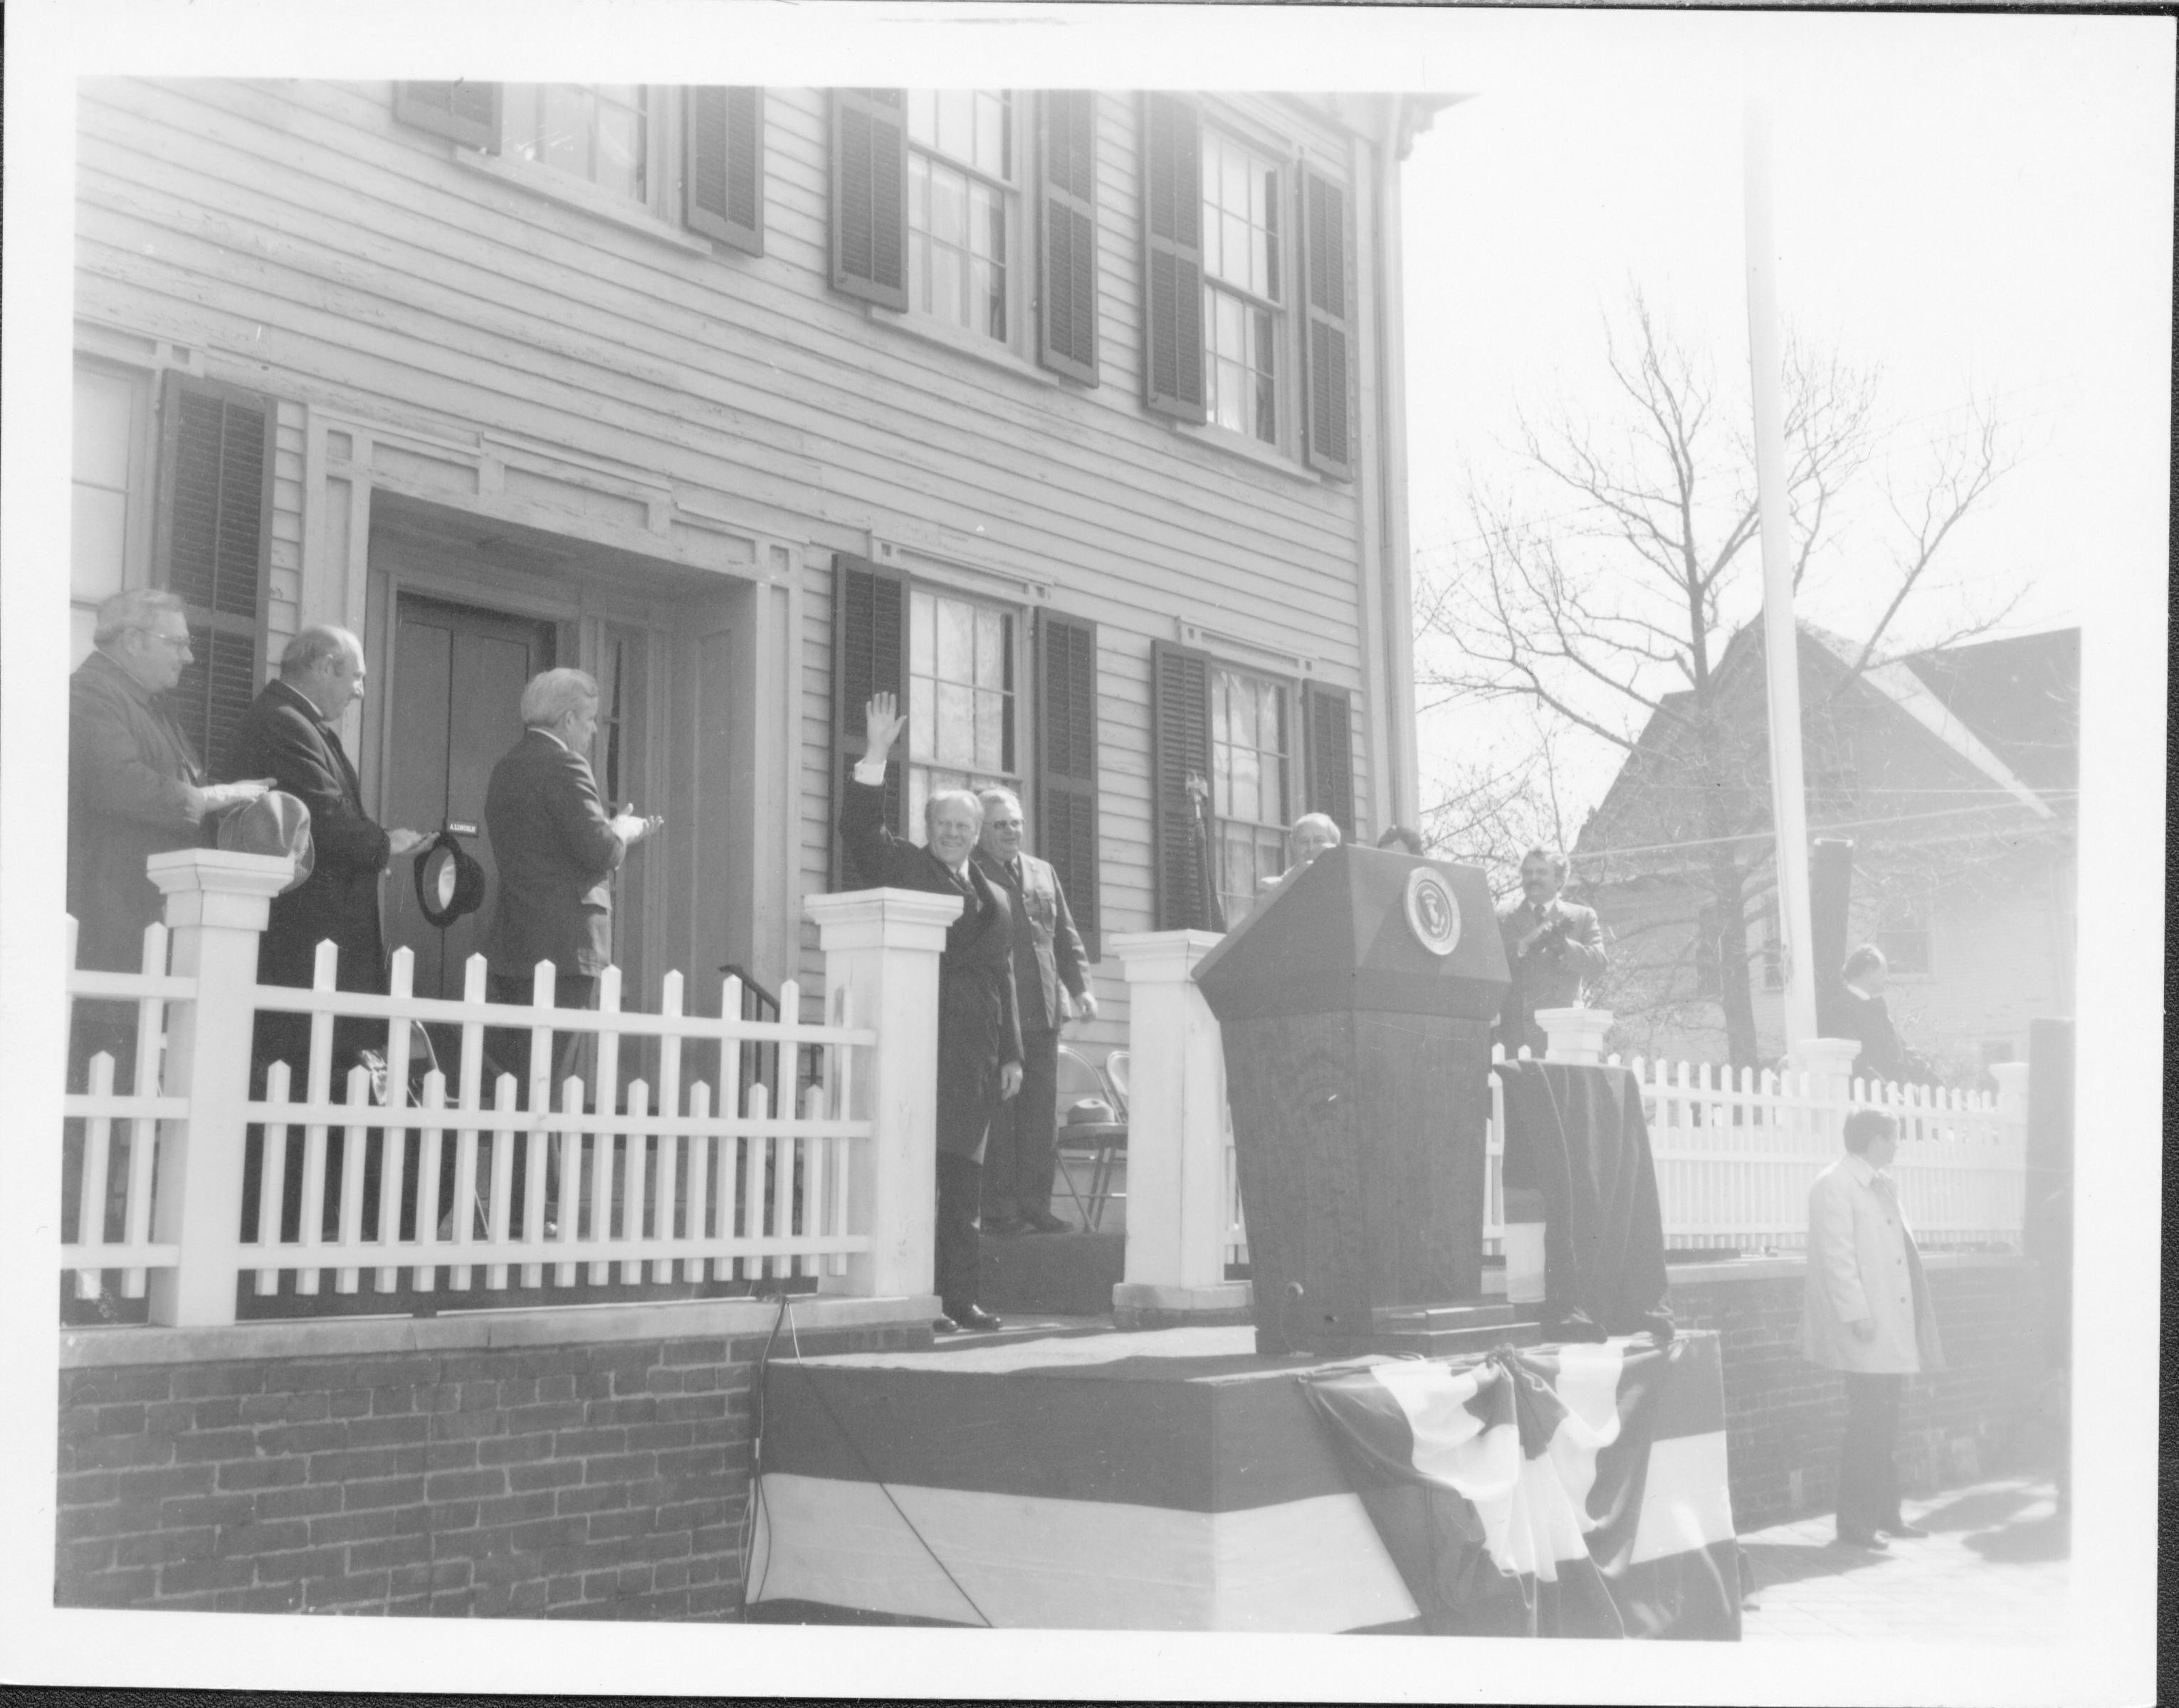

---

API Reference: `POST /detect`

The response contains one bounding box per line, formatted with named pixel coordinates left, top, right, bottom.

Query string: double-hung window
left=831, top=554, right=1103, bottom=955
left=905, top=585, right=1020, bottom=831
left=1209, top=666, right=1292, bottom=926
left=1200, top=130, right=1282, bottom=445
left=395, top=83, right=765, bottom=255
left=1139, top=94, right=1356, bottom=478
left=71, top=362, right=154, bottom=667
left=1148, top=638, right=1355, bottom=934
left=501, top=84, right=652, bottom=204
left=906, top=91, right=1016, bottom=344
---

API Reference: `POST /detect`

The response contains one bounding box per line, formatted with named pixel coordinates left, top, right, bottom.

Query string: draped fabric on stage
left=1302, top=1337, right=1741, bottom=1638
left=1495, top=1060, right=1675, bottom=1341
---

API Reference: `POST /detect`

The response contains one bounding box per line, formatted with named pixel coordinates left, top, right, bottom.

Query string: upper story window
left=906, top=91, right=1017, bottom=343
left=1200, top=129, right=1282, bottom=445
left=905, top=584, right=1020, bottom=831
left=502, top=84, right=651, bottom=204
left=1210, top=665, right=1291, bottom=927
left=394, top=83, right=765, bottom=257
left=1139, top=94, right=1356, bottom=480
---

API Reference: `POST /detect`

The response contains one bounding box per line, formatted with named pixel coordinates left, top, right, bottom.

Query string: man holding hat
left=225, top=623, right=424, bottom=1087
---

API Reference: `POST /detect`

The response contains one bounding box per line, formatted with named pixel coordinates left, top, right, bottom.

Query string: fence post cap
left=804, top=885, right=963, bottom=950
left=1109, top=929, right=1226, bottom=974
left=146, top=847, right=295, bottom=896
left=1792, top=1037, right=1862, bottom=1072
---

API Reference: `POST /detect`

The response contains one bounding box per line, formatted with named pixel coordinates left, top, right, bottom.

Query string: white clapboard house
left=70, top=81, right=1447, bottom=1048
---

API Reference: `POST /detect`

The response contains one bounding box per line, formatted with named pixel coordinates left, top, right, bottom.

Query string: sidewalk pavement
left=1738, top=1475, right=2069, bottom=1643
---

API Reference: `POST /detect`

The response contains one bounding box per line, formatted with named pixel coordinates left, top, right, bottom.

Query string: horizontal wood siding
left=75, top=79, right=1387, bottom=1033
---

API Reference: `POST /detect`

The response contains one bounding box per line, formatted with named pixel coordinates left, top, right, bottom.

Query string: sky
left=1396, top=10, right=2173, bottom=823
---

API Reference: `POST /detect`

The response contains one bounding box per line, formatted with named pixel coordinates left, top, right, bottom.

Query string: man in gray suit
left=480, top=668, right=659, bottom=1095
left=974, top=786, right=1096, bottom=1234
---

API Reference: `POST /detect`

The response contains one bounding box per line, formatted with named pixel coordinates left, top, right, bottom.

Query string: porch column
left=1792, top=1036, right=1864, bottom=1151
left=1109, top=930, right=1249, bottom=1326
left=1534, top=1006, right=1613, bottom=1065
left=805, top=887, right=961, bottom=1304
left=145, top=849, right=294, bottom=1327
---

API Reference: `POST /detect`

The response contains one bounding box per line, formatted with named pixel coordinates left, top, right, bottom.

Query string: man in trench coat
left=839, top=692, right=1022, bottom=1332
left=1802, top=1107, right=1946, bottom=1549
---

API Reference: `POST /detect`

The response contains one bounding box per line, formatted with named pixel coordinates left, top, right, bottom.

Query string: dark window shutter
left=830, top=552, right=910, bottom=887
left=1302, top=681, right=1355, bottom=840
left=1149, top=639, right=1216, bottom=932
left=830, top=89, right=908, bottom=310
left=1036, top=91, right=1100, bottom=385
left=686, top=87, right=765, bottom=255
left=1301, top=167, right=1355, bottom=479
left=394, top=82, right=501, bottom=151
left=1139, top=93, right=1204, bottom=422
left=1036, top=610, right=1101, bottom=960
left=152, top=372, right=275, bottom=773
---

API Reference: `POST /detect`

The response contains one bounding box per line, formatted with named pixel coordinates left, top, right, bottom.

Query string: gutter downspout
left=1375, top=97, right=1421, bottom=831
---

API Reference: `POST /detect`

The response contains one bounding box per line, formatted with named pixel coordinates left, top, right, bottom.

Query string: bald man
left=226, top=625, right=424, bottom=1085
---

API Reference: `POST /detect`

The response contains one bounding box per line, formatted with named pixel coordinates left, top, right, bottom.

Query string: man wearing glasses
left=68, top=589, right=270, bottom=979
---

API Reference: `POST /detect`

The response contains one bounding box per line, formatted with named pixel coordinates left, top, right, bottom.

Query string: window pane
left=908, top=588, right=935, bottom=678
left=936, top=594, right=973, bottom=682
left=928, top=90, right=962, bottom=159
left=595, top=97, right=645, bottom=201
left=974, top=688, right=1004, bottom=769
left=909, top=676, right=935, bottom=759
left=927, top=164, right=966, bottom=246
left=73, top=369, right=136, bottom=490
left=72, top=487, right=129, bottom=603
left=1230, top=747, right=1261, bottom=825
left=973, top=607, right=1003, bottom=685
left=935, top=680, right=974, bottom=764
left=540, top=85, right=589, bottom=176
left=908, top=90, right=938, bottom=147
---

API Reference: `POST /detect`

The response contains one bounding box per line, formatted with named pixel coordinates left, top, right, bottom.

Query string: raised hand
left=863, top=692, right=908, bottom=763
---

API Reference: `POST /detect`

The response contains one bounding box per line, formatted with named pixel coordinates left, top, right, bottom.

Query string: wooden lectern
left=1192, top=845, right=1532, bottom=1357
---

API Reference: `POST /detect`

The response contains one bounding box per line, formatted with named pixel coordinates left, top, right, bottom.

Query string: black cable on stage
left=740, top=1289, right=792, bottom=1607
left=789, top=1353, right=994, bottom=1629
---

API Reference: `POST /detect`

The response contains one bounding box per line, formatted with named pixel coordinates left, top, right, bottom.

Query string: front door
left=383, top=594, right=558, bottom=998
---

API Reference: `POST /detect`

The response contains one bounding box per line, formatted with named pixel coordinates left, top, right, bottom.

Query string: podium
left=1192, top=845, right=1527, bottom=1357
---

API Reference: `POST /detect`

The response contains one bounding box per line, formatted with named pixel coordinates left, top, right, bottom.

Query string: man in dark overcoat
left=973, top=786, right=1095, bottom=1234
left=225, top=624, right=424, bottom=1087
left=480, top=668, right=658, bottom=1094
left=840, top=692, right=1022, bottom=1332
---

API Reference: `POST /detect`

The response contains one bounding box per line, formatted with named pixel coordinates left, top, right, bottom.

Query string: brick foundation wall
left=56, top=1303, right=929, bottom=1618
left=1667, top=1254, right=2058, bottom=1531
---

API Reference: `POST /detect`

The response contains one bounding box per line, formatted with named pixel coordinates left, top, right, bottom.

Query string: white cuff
left=851, top=757, right=888, bottom=786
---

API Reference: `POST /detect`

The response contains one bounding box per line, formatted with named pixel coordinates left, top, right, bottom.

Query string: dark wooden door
left=384, top=594, right=557, bottom=998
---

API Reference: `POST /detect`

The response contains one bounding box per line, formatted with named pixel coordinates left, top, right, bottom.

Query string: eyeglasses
left=142, top=628, right=194, bottom=654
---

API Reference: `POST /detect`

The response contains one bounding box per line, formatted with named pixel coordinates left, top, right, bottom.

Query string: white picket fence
left=63, top=921, right=876, bottom=1312
left=1220, top=1044, right=2025, bottom=1272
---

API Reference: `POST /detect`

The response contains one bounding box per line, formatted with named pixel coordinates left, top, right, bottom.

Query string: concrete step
left=977, top=1228, right=1124, bottom=1317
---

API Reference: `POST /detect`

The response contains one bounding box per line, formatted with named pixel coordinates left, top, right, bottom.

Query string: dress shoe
left=951, top=1304, right=1004, bottom=1332
left=1877, top=1520, right=1930, bottom=1539
left=1834, top=1527, right=1889, bottom=1550
left=932, top=1313, right=961, bottom=1334
left=1020, top=1209, right=1074, bottom=1234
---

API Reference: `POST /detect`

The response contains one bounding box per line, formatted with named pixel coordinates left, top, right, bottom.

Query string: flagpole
left=1743, top=100, right=1820, bottom=1055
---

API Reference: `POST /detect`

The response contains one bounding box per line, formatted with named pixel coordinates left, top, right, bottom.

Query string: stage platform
left=745, top=1324, right=1740, bottom=1635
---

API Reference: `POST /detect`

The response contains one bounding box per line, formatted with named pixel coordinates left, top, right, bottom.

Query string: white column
left=1109, top=930, right=1249, bottom=1322
left=1534, top=1006, right=1613, bottom=1065
left=1792, top=1036, right=1864, bottom=1151
left=805, top=887, right=961, bottom=1305
left=145, top=849, right=294, bottom=1327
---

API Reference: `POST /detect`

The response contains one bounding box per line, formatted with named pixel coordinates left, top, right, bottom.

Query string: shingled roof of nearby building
left=1572, top=623, right=2080, bottom=872
left=1898, top=628, right=2079, bottom=798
